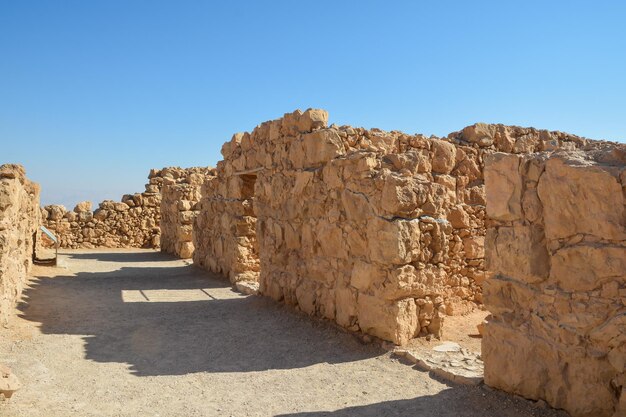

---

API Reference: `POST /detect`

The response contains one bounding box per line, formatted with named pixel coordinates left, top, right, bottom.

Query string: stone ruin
left=0, top=164, right=40, bottom=326
left=0, top=109, right=623, bottom=417
left=483, top=146, right=625, bottom=417
left=41, top=167, right=210, bottom=249
left=192, top=109, right=594, bottom=344
left=189, top=109, right=624, bottom=417
left=160, top=167, right=216, bottom=259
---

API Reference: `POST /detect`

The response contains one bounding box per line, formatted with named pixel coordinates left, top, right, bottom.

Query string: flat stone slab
left=432, top=341, right=461, bottom=353
left=393, top=342, right=484, bottom=386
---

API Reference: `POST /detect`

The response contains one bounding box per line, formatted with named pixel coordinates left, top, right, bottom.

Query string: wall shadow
left=64, top=250, right=172, bottom=263
left=275, top=386, right=569, bottom=417
left=18, top=254, right=379, bottom=377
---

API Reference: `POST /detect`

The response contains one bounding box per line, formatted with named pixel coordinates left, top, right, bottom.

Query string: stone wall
left=0, top=164, right=40, bottom=326
left=160, top=167, right=215, bottom=259
left=42, top=167, right=206, bottom=249
left=193, top=108, right=591, bottom=345
left=193, top=170, right=260, bottom=284
left=483, top=146, right=626, bottom=417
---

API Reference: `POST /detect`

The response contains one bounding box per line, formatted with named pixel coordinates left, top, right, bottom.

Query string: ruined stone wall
left=194, top=109, right=590, bottom=345
left=483, top=146, right=626, bottom=417
left=42, top=167, right=205, bottom=249
left=0, top=164, right=40, bottom=326
left=193, top=170, right=259, bottom=284
left=160, top=168, right=215, bottom=259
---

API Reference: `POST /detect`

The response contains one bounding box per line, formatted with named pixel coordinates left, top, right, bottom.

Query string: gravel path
left=0, top=249, right=569, bottom=417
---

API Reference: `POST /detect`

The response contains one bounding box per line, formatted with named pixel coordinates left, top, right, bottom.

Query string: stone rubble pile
left=192, top=109, right=593, bottom=345
left=483, top=145, right=626, bottom=417
left=0, top=164, right=40, bottom=326
left=160, top=167, right=216, bottom=259
left=42, top=167, right=206, bottom=249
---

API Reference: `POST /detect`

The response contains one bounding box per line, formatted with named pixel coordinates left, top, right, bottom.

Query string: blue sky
left=2, top=1, right=625, bottom=208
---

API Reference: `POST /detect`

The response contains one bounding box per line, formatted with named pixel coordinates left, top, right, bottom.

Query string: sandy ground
left=0, top=249, right=569, bottom=417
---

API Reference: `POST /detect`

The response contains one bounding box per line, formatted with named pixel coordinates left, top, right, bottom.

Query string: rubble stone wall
left=483, top=146, right=626, bottom=417
left=42, top=167, right=208, bottom=249
left=194, top=109, right=590, bottom=345
left=193, top=171, right=260, bottom=283
left=0, top=164, right=41, bottom=326
left=160, top=168, right=215, bottom=259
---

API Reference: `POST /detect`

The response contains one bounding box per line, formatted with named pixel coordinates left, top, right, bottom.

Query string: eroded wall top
left=42, top=166, right=212, bottom=249
left=193, top=108, right=611, bottom=345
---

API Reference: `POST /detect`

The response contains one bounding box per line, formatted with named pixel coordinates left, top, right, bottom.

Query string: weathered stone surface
left=485, top=225, right=549, bottom=284
left=394, top=343, right=484, bottom=386
left=0, top=164, right=40, bottom=326
left=73, top=201, right=92, bottom=213
left=483, top=146, right=626, bottom=417
left=484, top=153, right=522, bottom=221
left=43, top=167, right=211, bottom=249
left=537, top=152, right=626, bottom=241
left=193, top=109, right=598, bottom=347
left=357, top=295, right=418, bottom=345
left=160, top=168, right=215, bottom=259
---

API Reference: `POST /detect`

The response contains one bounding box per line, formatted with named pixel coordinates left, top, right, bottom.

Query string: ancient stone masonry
left=160, top=167, right=216, bottom=259
left=42, top=167, right=206, bottom=249
left=193, top=108, right=590, bottom=345
left=0, top=164, right=40, bottom=326
left=483, top=146, right=626, bottom=417
left=193, top=167, right=260, bottom=286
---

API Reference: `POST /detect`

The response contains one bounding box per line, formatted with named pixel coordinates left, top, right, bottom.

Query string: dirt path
left=0, top=249, right=568, bottom=417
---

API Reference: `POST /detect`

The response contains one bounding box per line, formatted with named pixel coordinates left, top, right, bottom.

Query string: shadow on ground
left=64, top=250, right=169, bottom=263
left=275, top=387, right=568, bottom=417
left=18, top=251, right=380, bottom=377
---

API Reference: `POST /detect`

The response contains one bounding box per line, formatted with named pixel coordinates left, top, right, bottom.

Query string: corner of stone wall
left=483, top=145, right=626, bottom=417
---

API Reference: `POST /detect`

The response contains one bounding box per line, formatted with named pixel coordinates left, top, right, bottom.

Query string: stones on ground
left=235, top=281, right=260, bottom=296
left=432, top=341, right=461, bottom=352
left=0, top=363, right=21, bottom=399
left=393, top=342, right=484, bottom=386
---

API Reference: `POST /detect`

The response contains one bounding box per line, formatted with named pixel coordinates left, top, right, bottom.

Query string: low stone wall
left=193, top=108, right=591, bottom=345
left=42, top=167, right=206, bottom=249
left=483, top=147, right=626, bottom=417
left=160, top=168, right=215, bottom=258
left=0, top=164, right=40, bottom=326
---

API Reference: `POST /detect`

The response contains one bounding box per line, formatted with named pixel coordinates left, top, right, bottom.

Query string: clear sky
left=2, top=1, right=625, bottom=209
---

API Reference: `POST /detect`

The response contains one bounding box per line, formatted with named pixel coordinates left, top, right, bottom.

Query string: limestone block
left=460, top=123, right=496, bottom=147
left=431, top=140, right=457, bottom=174
left=447, top=205, right=471, bottom=229
left=484, top=153, right=522, bottom=221
left=177, top=241, right=194, bottom=259
left=357, top=295, right=418, bottom=345
left=485, top=225, right=549, bottom=284
left=483, top=320, right=619, bottom=417
left=537, top=154, right=625, bottom=240
left=296, top=108, right=328, bottom=133
left=73, top=201, right=92, bottom=213
left=463, top=236, right=485, bottom=259
left=350, top=260, right=385, bottom=291
left=301, top=129, right=346, bottom=168
left=550, top=245, right=626, bottom=292
left=366, top=217, right=420, bottom=264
